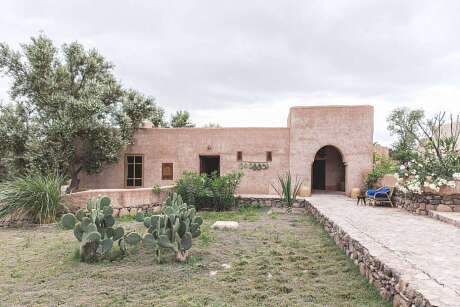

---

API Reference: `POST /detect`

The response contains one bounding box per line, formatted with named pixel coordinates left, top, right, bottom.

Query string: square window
left=236, top=151, right=243, bottom=161
left=266, top=151, right=272, bottom=162
left=162, top=163, right=173, bottom=180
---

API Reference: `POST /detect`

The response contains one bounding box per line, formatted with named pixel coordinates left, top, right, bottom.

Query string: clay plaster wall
left=288, top=105, right=374, bottom=195
left=79, top=127, right=290, bottom=194
left=79, top=105, right=373, bottom=196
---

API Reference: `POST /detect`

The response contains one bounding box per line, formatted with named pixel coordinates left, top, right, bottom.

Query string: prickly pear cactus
left=61, top=195, right=140, bottom=262
left=136, top=193, right=203, bottom=262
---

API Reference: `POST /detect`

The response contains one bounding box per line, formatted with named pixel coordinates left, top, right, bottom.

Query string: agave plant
left=271, top=172, right=303, bottom=213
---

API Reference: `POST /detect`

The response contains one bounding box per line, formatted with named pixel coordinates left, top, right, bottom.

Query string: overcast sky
left=1, top=1, right=460, bottom=146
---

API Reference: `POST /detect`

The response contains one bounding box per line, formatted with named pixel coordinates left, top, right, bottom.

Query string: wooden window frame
left=124, top=154, right=144, bottom=188
left=236, top=151, right=243, bottom=161
left=266, top=151, right=272, bottom=162
left=162, top=163, right=174, bottom=180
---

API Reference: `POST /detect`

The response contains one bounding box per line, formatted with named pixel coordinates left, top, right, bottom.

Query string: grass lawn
left=0, top=206, right=390, bottom=306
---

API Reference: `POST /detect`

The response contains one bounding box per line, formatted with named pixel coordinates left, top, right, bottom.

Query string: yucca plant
left=0, top=172, right=66, bottom=224
left=271, top=172, right=303, bottom=213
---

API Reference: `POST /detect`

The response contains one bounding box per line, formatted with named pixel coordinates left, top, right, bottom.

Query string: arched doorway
left=311, top=145, right=345, bottom=192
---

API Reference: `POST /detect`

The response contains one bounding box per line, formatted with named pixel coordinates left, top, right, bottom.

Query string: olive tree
left=0, top=34, right=160, bottom=191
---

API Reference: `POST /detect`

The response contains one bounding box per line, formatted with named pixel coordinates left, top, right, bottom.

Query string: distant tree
left=151, top=105, right=169, bottom=127
left=0, top=34, right=158, bottom=191
left=202, top=122, right=221, bottom=128
left=170, top=110, right=195, bottom=128
left=387, top=108, right=424, bottom=162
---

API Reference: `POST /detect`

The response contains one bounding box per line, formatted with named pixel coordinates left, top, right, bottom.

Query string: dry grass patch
left=0, top=206, right=390, bottom=306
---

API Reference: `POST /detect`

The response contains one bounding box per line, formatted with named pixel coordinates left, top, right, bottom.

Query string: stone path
left=306, top=193, right=460, bottom=306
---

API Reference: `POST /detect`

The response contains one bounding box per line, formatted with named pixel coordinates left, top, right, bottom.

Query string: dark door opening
left=312, top=160, right=326, bottom=190
left=200, top=156, right=220, bottom=176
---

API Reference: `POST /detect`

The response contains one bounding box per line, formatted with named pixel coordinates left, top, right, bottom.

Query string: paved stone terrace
left=306, top=193, right=460, bottom=306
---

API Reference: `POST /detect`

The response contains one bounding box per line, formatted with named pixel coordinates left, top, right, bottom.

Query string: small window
left=162, top=163, right=173, bottom=180
left=266, top=151, right=272, bottom=162
left=126, top=154, right=143, bottom=188
left=236, top=151, right=243, bottom=161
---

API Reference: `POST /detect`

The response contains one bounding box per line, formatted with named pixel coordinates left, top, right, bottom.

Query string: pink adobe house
left=78, top=105, right=374, bottom=196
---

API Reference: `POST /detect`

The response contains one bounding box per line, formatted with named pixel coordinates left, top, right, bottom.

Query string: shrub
left=209, top=171, right=244, bottom=211
left=365, top=167, right=388, bottom=189
left=396, top=138, right=460, bottom=193
left=175, top=171, right=211, bottom=210
left=175, top=170, right=244, bottom=211
left=271, top=172, right=303, bottom=213
left=365, top=152, right=398, bottom=189
left=0, top=172, right=66, bottom=224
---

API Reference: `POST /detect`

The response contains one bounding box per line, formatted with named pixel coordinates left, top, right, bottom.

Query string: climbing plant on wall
left=239, top=162, right=269, bottom=171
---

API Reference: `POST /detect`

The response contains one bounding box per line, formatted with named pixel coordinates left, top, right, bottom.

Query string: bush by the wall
left=365, top=152, right=398, bottom=189
left=209, top=171, right=243, bottom=211
left=175, top=170, right=243, bottom=211
left=175, top=171, right=211, bottom=210
left=0, top=172, right=66, bottom=224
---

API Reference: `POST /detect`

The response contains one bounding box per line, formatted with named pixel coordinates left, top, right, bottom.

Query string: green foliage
left=397, top=138, right=460, bottom=189
left=152, top=184, right=162, bottom=194
left=202, top=122, right=221, bottom=128
left=387, top=107, right=424, bottom=162
left=175, top=171, right=211, bottom=210
left=137, top=193, right=203, bottom=262
left=240, top=162, right=269, bottom=171
left=175, top=171, right=243, bottom=211
left=0, top=34, right=160, bottom=191
left=61, top=195, right=139, bottom=262
left=170, top=110, right=195, bottom=128
left=209, top=171, right=244, bottom=211
left=365, top=152, right=398, bottom=189
left=150, top=105, right=169, bottom=128
left=271, top=172, right=303, bottom=213
left=0, top=172, right=66, bottom=224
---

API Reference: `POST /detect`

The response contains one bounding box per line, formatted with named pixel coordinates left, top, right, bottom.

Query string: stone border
left=393, top=190, right=460, bottom=215
left=303, top=199, right=432, bottom=307
left=242, top=195, right=433, bottom=306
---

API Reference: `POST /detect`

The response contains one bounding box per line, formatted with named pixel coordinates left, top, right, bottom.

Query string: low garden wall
left=376, top=174, right=460, bottom=215
left=393, top=190, right=460, bottom=215
left=62, top=186, right=176, bottom=217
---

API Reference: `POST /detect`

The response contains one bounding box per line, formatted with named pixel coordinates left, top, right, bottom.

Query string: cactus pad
left=100, top=196, right=111, bottom=208
left=142, top=233, right=155, bottom=247
left=61, top=213, right=76, bottom=229
left=103, top=215, right=115, bottom=228
left=75, top=209, right=86, bottom=221
left=101, top=238, right=113, bottom=253
left=103, top=205, right=113, bottom=217
left=135, top=211, right=145, bottom=222
left=126, top=232, right=141, bottom=245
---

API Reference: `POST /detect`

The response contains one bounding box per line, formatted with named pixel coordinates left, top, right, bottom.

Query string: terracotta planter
left=351, top=188, right=361, bottom=199
left=298, top=185, right=311, bottom=197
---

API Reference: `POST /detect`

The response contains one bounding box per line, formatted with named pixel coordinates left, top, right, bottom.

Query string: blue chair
left=366, top=187, right=394, bottom=207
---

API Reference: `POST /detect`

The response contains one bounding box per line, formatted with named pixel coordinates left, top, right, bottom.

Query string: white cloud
left=1, top=0, right=460, bottom=147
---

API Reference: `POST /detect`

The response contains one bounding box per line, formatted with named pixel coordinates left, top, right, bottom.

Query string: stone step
left=428, top=210, right=460, bottom=228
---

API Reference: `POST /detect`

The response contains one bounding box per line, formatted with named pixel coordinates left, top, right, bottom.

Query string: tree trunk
left=66, top=166, right=82, bottom=194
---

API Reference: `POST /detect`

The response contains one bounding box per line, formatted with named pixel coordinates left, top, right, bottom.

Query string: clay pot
left=298, top=185, right=311, bottom=197
left=350, top=188, right=361, bottom=199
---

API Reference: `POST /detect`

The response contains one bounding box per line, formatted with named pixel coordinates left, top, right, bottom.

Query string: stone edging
left=236, top=195, right=433, bottom=305
left=302, top=199, right=432, bottom=307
